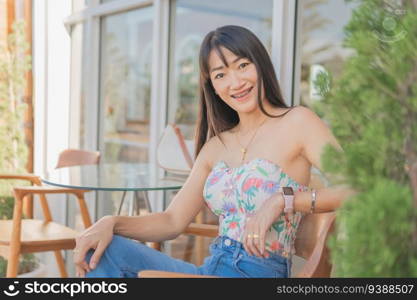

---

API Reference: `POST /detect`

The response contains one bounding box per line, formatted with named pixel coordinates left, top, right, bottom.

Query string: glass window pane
left=72, top=0, right=88, bottom=11
left=99, top=6, right=153, bottom=163
left=167, top=0, right=274, bottom=140
left=298, top=0, right=358, bottom=107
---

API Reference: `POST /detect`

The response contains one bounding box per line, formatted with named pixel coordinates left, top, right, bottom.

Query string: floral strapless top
left=203, top=158, right=309, bottom=258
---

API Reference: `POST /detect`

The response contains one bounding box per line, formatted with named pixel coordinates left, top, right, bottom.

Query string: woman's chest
left=215, top=125, right=311, bottom=186
left=203, top=158, right=308, bottom=215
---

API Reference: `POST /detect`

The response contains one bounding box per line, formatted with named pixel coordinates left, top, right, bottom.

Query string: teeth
left=232, top=88, right=252, bottom=99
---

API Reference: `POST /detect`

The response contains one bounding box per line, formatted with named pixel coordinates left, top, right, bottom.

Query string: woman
left=74, top=25, right=355, bottom=278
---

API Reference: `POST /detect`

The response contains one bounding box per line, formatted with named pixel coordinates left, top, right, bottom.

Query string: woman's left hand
left=242, top=193, right=285, bottom=258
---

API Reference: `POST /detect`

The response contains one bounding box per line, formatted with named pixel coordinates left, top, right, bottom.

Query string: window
left=99, top=6, right=154, bottom=163
left=296, top=0, right=358, bottom=107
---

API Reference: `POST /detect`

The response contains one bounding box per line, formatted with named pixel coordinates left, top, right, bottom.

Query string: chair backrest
left=55, top=149, right=100, bottom=169
left=156, top=124, right=194, bottom=175
left=291, top=168, right=334, bottom=277
left=294, top=212, right=336, bottom=277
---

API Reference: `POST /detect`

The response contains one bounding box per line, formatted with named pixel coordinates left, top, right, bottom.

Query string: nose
left=229, top=71, right=245, bottom=91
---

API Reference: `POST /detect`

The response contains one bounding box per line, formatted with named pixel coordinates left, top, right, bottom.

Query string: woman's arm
left=74, top=139, right=215, bottom=276
left=293, top=186, right=357, bottom=213
left=291, top=106, right=358, bottom=213
left=110, top=136, right=216, bottom=242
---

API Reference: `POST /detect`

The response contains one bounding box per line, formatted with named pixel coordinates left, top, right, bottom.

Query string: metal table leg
left=142, top=190, right=152, bottom=213
left=117, top=191, right=127, bottom=215
left=134, top=191, right=141, bottom=215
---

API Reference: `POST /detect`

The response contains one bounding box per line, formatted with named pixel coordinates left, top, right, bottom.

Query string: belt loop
left=286, top=255, right=292, bottom=278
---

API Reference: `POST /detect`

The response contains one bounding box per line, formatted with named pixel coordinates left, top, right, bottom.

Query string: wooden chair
left=55, top=149, right=100, bottom=169
left=16, top=149, right=100, bottom=218
left=138, top=212, right=336, bottom=278
left=0, top=186, right=91, bottom=277
left=0, top=149, right=100, bottom=277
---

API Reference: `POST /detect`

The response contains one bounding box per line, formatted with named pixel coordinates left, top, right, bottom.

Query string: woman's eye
left=214, top=73, right=224, bottom=79
left=239, top=62, right=250, bottom=69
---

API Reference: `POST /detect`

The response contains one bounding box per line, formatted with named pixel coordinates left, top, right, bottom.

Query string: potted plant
left=314, top=0, right=417, bottom=276
left=0, top=20, right=43, bottom=277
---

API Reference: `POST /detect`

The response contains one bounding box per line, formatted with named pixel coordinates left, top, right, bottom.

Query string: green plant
left=314, top=0, right=417, bottom=276
left=0, top=20, right=38, bottom=276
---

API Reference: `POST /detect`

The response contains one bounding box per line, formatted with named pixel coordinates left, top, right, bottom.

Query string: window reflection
left=298, top=0, right=358, bottom=107
left=99, top=7, right=153, bottom=163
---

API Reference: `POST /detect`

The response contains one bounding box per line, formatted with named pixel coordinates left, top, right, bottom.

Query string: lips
left=231, top=87, right=253, bottom=99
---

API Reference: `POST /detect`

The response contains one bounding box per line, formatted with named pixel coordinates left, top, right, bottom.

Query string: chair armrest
left=138, top=270, right=219, bottom=278
left=183, top=223, right=218, bottom=238
left=13, top=186, right=89, bottom=199
left=0, top=173, right=41, bottom=184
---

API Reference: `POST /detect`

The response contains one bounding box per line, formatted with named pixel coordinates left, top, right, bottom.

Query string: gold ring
left=247, top=234, right=253, bottom=238
left=253, top=234, right=259, bottom=238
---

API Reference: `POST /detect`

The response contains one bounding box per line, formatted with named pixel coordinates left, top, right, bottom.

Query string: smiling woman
left=73, top=25, right=354, bottom=279
left=196, top=25, right=292, bottom=151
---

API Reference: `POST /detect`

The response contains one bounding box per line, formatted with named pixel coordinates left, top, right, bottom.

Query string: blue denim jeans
left=85, top=235, right=291, bottom=278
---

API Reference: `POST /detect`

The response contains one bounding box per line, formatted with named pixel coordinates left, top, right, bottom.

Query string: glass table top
left=41, top=163, right=186, bottom=191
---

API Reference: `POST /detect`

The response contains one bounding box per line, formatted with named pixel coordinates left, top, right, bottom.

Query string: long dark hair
left=195, top=25, right=293, bottom=158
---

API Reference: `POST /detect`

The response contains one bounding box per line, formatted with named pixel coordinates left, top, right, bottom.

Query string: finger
left=246, top=233, right=254, bottom=256
left=81, top=260, right=91, bottom=273
left=243, top=231, right=253, bottom=256
left=259, top=231, right=269, bottom=258
left=76, top=266, right=85, bottom=278
left=242, top=226, right=252, bottom=256
left=243, top=217, right=255, bottom=256
left=242, top=232, right=250, bottom=255
left=248, top=232, right=261, bottom=257
left=248, top=223, right=262, bottom=257
left=89, top=242, right=106, bottom=269
left=251, top=233, right=263, bottom=257
left=73, top=246, right=90, bottom=267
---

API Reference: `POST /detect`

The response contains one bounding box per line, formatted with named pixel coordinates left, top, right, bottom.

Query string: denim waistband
left=210, top=235, right=293, bottom=277
left=212, top=235, right=291, bottom=259
left=211, top=235, right=243, bottom=251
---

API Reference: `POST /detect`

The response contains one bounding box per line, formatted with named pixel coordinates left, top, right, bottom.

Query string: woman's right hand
left=73, top=215, right=115, bottom=277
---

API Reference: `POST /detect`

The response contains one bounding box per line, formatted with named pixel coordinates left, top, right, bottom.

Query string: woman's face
left=208, top=47, right=262, bottom=114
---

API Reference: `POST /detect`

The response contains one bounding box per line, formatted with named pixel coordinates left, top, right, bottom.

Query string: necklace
left=235, top=117, right=268, bottom=163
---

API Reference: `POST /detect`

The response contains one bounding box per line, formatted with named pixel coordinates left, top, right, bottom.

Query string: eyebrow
left=210, top=57, right=243, bottom=73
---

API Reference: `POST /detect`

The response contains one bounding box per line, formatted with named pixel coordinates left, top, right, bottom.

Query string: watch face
left=282, top=187, right=294, bottom=195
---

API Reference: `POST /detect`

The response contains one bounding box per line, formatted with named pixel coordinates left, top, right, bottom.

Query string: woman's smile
left=231, top=86, right=254, bottom=102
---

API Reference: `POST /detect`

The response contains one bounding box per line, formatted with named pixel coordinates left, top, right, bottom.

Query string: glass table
left=41, top=162, right=187, bottom=216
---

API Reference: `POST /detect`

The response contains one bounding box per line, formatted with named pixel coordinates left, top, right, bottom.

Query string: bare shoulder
left=285, top=105, right=324, bottom=126
left=286, top=105, right=342, bottom=154
left=195, top=134, right=223, bottom=169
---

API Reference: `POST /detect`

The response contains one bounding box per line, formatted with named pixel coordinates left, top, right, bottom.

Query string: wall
left=33, top=0, right=72, bottom=277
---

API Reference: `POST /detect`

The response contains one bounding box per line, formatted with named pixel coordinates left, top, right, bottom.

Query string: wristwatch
left=281, top=187, right=295, bottom=215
